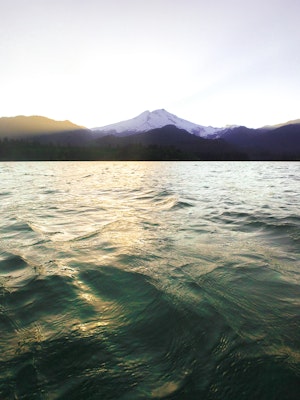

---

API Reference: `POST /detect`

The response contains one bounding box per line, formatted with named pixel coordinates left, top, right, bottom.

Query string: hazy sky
left=1, top=0, right=299, bottom=128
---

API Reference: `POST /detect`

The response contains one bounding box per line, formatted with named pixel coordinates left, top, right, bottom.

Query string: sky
left=1, top=0, right=300, bottom=129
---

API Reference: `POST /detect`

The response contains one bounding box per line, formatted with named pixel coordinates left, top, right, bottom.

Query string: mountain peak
left=92, top=109, right=222, bottom=137
left=153, top=108, right=167, bottom=114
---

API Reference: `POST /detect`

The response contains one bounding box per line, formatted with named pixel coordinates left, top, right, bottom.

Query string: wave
left=1, top=161, right=299, bottom=399
left=150, top=192, right=194, bottom=211
left=212, top=210, right=300, bottom=243
left=1, top=259, right=299, bottom=399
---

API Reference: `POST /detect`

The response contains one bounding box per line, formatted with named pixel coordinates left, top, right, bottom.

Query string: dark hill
left=220, top=124, right=300, bottom=160
left=96, top=125, right=248, bottom=160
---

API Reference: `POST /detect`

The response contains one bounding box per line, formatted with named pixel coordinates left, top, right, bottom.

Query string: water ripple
left=0, top=161, right=299, bottom=399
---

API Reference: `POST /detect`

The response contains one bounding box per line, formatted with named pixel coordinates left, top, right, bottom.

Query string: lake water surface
left=0, top=161, right=299, bottom=399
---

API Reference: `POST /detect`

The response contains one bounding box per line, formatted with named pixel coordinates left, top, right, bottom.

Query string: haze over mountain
left=2, top=1, right=299, bottom=130
left=262, top=119, right=300, bottom=129
left=0, top=116, right=85, bottom=136
left=0, top=115, right=91, bottom=145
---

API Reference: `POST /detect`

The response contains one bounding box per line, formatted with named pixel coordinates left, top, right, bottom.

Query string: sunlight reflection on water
left=0, top=161, right=299, bottom=399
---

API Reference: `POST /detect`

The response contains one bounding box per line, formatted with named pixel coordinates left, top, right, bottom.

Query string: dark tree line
left=0, top=138, right=248, bottom=161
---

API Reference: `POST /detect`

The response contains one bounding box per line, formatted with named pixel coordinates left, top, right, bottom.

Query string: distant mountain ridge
left=0, top=112, right=299, bottom=160
left=0, top=115, right=91, bottom=145
left=262, top=119, right=300, bottom=129
left=0, top=115, right=85, bottom=136
left=217, top=124, right=300, bottom=160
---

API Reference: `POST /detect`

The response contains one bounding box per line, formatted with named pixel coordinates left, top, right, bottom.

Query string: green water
left=0, top=162, right=299, bottom=399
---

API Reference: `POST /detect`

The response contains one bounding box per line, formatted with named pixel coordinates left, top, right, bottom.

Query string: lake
left=0, top=161, right=299, bottom=399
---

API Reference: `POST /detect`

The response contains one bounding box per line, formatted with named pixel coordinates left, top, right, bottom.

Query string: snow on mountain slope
left=92, top=109, right=222, bottom=137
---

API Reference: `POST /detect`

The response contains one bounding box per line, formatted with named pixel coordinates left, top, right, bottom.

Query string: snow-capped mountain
left=92, top=109, right=223, bottom=138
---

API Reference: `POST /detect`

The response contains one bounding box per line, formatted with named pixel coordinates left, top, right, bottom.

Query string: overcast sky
left=1, top=0, right=299, bottom=128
